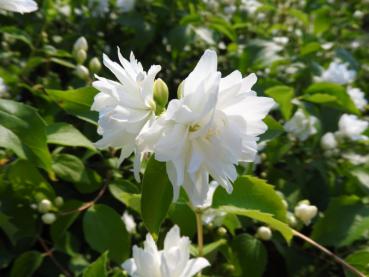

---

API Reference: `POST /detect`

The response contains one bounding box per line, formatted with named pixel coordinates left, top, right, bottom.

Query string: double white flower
left=336, top=114, right=368, bottom=141
left=92, top=49, right=161, bottom=180
left=0, top=0, right=38, bottom=13
left=284, top=109, right=318, bottom=141
left=137, top=50, right=274, bottom=205
left=317, top=59, right=356, bottom=84
left=122, top=225, right=209, bottom=277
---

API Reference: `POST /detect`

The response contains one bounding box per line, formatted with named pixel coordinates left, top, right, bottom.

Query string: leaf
left=0, top=212, right=18, bottom=245
left=83, top=252, right=108, bottom=277
left=109, top=181, right=141, bottom=214
left=300, top=42, right=321, bottom=56
left=83, top=204, right=130, bottom=263
left=218, top=206, right=293, bottom=243
left=260, top=116, right=284, bottom=141
left=213, top=176, right=287, bottom=221
left=141, top=156, right=173, bottom=236
left=169, top=201, right=196, bottom=239
left=265, top=86, right=294, bottom=119
left=10, top=251, right=44, bottom=277
left=345, top=248, right=369, bottom=277
left=45, top=87, right=98, bottom=124
left=0, top=99, right=52, bottom=171
left=232, top=234, right=267, bottom=277
left=47, top=123, right=96, bottom=151
left=313, top=7, right=331, bottom=35
left=302, top=83, right=359, bottom=114
left=8, top=160, right=55, bottom=202
left=311, top=196, right=369, bottom=247
left=191, top=239, right=227, bottom=257
left=0, top=125, right=27, bottom=159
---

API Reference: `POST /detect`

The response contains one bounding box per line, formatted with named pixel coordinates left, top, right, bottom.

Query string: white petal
left=180, top=257, right=210, bottom=277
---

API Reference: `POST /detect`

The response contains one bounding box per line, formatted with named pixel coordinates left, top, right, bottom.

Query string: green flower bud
left=75, top=49, right=87, bottom=64
left=89, top=57, right=102, bottom=74
left=54, top=196, right=64, bottom=207
left=153, top=78, right=169, bottom=115
left=75, top=65, right=90, bottom=80
left=38, top=199, right=52, bottom=213
left=217, top=227, right=227, bottom=237
left=42, top=213, right=56, bottom=225
left=73, top=36, right=88, bottom=52
left=177, top=81, right=184, bottom=99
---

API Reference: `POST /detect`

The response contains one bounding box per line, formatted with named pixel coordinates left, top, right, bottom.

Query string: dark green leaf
left=10, top=251, right=44, bottom=277
left=83, top=252, right=108, bottom=277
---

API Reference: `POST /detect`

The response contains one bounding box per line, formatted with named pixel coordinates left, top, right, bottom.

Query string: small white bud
left=75, top=65, right=90, bottom=80
left=294, top=202, right=318, bottom=225
left=153, top=78, right=169, bottom=115
left=38, top=199, right=52, bottom=213
left=30, top=203, right=38, bottom=210
left=89, top=57, right=102, bottom=73
left=42, top=213, right=56, bottom=225
left=54, top=196, right=64, bottom=207
left=256, top=226, right=272, bottom=241
left=321, top=132, right=337, bottom=150
left=73, top=36, right=88, bottom=52
left=75, top=49, right=87, bottom=64
left=287, top=212, right=297, bottom=227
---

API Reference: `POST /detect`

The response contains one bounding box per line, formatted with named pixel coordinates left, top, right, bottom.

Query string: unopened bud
left=38, top=199, right=52, bottom=213
left=320, top=132, right=337, bottom=150
left=75, top=65, right=90, bottom=80
left=89, top=57, right=102, bottom=73
left=287, top=212, right=297, bottom=227
left=217, top=227, right=227, bottom=237
left=256, top=226, right=272, bottom=240
left=75, top=49, right=87, bottom=64
left=177, top=81, right=184, bottom=99
left=294, top=202, right=318, bottom=225
left=42, top=213, right=56, bottom=225
left=54, top=196, right=64, bottom=207
left=153, top=78, right=168, bottom=115
left=30, top=203, right=37, bottom=210
left=73, top=36, right=88, bottom=52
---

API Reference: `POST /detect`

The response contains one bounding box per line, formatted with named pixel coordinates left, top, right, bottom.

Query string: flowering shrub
left=0, top=0, right=368, bottom=276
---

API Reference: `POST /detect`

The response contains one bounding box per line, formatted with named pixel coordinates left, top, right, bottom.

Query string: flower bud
left=73, top=36, right=88, bottom=52
left=177, top=81, right=184, bottom=99
left=75, top=65, right=90, bottom=80
left=217, top=227, right=227, bottom=237
left=294, top=202, right=318, bottom=225
left=256, top=226, right=272, bottom=241
left=38, top=199, right=52, bottom=213
left=320, top=132, right=337, bottom=150
left=75, top=49, right=87, bottom=64
left=287, top=212, right=297, bottom=227
left=153, top=78, right=168, bottom=115
left=89, top=57, right=102, bottom=73
left=54, top=196, right=64, bottom=207
left=30, top=203, right=37, bottom=210
left=42, top=213, right=56, bottom=225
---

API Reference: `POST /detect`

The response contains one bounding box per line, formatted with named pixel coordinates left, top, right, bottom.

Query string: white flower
left=273, top=36, right=289, bottom=45
left=284, top=109, right=318, bottom=141
left=317, top=59, right=356, bottom=84
left=348, top=87, right=367, bottom=111
left=294, top=202, right=318, bottom=225
left=0, top=0, right=38, bottom=13
left=320, top=132, right=337, bottom=150
left=92, top=49, right=161, bottom=180
left=342, top=152, right=369, bottom=165
left=116, top=0, right=135, bottom=12
left=336, top=114, right=368, bottom=141
left=122, top=211, right=136, bottom=233
left=122, top=225, right=209, bottom=277
left=240, top=0, right=261, bottom=14
left=0, top=78, right=7, bottom=97
left=202, top=209, right=226, bottom=227
left=138, top=50, right=274, bottom=204
left=89, top=0, right=109, bottom=16
left=321, top=42, right=334, bottom=50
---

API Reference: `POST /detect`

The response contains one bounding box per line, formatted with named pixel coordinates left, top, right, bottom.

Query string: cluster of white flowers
left=317, top=59, right=356, bottom=84
left=347, top=87, right=367, bottom=111
left=92, top=49, right=274, bottom=208
left=284, top=109, right=318, bottom=141
left=0, top=0, right=37, bottom=13
left=122, top=225, right=209, bottom=277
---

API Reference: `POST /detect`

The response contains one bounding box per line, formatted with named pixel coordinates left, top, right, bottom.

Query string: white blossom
left=0, top=78, right=7, bottom=98
left=138, top=50, right=274, bottom=204
left=89, top=0, right=109, bottom=16
left=348, top=87, right=367, bottom=111
left=316, top=59, right=356, bottom=84
left=0, top=0, right=38, bottom=13
left=122, top=211, right=136, bottom=234
left=202, top=209, right=226, bottom=227
left=342, top=152, right=369, bottom=165
left=294, top=202, right=318, bottom=225
left=240, top=0, right=261, bottom=14
left=284, top=109, right=318, bottom=141
left=336, top=114, right=368, bottom=141
left=320, top=132, right=337, bottom=150
left=92, top=49, right=161, bottom=180
left=273, top=36, right=289, bottom=46
left=122, top=225, right=209, bottom=277
left=116, top=0, right=135, bottom=13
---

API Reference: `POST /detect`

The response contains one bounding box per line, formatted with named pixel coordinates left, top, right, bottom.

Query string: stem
left=293, top=230, right=365, bottom=277
left=195, top=210, right=204, bottom=257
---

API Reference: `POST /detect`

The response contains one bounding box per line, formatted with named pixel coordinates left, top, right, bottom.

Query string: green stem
left=195, top=210, right=204, bottom=257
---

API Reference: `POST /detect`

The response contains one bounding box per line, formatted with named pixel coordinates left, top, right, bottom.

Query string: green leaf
left=0, top=125, right=27, bottom=159
left=83, top=252, right=108, bottom=277
left=265, top=86, right=294, bottom=119
left=232, top=234, right=267, bottom=277
left=218, top=206, right=293, bottom=243
left=47, top=123, right=96, bottom=151
left=10, top=251, right=44, bottom=277
left=0, top=99, right=52, bottom=171
left=345, top=248, right=369, bottom=277
left=83, top=204, right=130, bottom=263
left=169, top=201, right=196, bottom=239
left=302, top=83, right=359, bottom=114
left=141, top=156, right=173, bottom=236
left=0, top=212, right=18, bottom=245
left=311, top=196, right=369, bottom=247
left=191, top=239, right=227, bottom=257
left=109, top=181, right=141, bottom=214
left=9, top=160, right=55, bottom=202
left=313, top=7, right=331, bottom=35
left=260, top=116, right=284, bottom=141
left=45, top=87, right=98, bottom=124
left=300, top=42, right=321, bottom=56
left=213, top=176, right=287, bottom=221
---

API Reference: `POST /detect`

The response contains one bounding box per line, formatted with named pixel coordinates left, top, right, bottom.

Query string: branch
left=293, top=230, right=365, bottom=277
